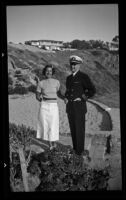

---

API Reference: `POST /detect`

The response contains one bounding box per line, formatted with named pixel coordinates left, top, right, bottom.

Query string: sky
left=6, top=4, right=119, bottom=44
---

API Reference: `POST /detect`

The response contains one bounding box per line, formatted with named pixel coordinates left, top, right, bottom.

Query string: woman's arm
left=36, top=80, right=43, bottom=102
left=36, top=91, right=42, bottom=102
left=56, top=80, right=65, bottom=100
left=57, top=89, right=65, bottom=100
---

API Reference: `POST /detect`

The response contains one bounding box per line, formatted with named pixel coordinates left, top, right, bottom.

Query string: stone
left=108, top=175, right=122, bottom=190
left=30, top=144, right=44, bottom=154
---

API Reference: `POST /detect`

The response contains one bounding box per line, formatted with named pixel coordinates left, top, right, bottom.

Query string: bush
left=9, top=123, right=110, bottom=191
left=8, top=76, right=13, bottom=85
left=28, top=84, right=37, bottom=93
left=16, top=74, right=30, bottom=84
left=91, top=50, right=102, bottom=56
left=8, top=84, right=36, bottom=95
left=9, top=123, right=36, bottom=147
left=13, top=86, right=28, bottom=95
left=28, top=145, right=110, bottom=191
left=8, top=85, right=15, bottom=94
left=32, top=68, right=44, bottom=80
left=15, top=70, right=22, bottom=75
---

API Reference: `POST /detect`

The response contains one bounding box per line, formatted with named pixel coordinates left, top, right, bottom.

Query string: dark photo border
left=1, top=1, right=125, bottom=200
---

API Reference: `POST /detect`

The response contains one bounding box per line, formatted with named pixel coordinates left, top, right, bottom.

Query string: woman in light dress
left=36, top=64, right=63, bottom=150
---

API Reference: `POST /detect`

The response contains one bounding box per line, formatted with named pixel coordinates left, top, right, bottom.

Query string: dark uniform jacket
left=65, top=70, right=96, bottom=113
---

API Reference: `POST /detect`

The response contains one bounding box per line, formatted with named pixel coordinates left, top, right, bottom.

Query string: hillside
left=8, top=43, right=119, bottom=108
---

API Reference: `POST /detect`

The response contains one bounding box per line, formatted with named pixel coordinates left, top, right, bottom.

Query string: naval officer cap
left=69, top=55, right=83, bottom=64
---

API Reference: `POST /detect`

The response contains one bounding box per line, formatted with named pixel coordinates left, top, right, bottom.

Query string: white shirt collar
left=72, top=70, right=79, bottom=76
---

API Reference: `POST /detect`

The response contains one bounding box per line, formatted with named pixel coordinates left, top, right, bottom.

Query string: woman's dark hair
left=42, top=64, right=55, bottom=76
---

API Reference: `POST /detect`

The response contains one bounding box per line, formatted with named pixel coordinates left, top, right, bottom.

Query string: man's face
left=70, top=63, right=80, bottom=74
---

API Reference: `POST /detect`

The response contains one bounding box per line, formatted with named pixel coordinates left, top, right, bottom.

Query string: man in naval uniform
left=64, top=55, right=96, bottom=156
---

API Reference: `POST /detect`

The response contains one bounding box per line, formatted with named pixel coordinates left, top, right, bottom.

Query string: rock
left=108, top=175, right=122, bottom=190
left=30, top=144, right=44, bottom=154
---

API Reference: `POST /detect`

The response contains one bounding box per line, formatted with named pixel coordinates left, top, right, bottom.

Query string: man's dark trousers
left=67, top=101, right=86, bottom=155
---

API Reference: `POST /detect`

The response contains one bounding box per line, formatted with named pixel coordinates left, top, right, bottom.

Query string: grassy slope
left=8, top=43, right=119, bottom=108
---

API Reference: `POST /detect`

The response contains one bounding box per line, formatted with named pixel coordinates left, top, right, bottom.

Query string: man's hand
left=82, top=94, right=88, bottom=101
left=73, top=98, right=81, bottom=101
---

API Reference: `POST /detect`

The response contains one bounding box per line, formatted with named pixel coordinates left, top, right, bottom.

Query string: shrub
left=8, top=76, right=13, bottom=85
left=9, top=123, right=110, bottom=192
left=28, top=145, right=110, bottom=191
left=9, top=123, right=36, bottom=148
left=32, top=68, right=44, bottom=80
left=16, top=74, right=30, bottom=84
left=8, top=85, right=15, bottom=94
left=15, top=70, right=22, bottom=75
left=28, top=84, right=37, bottom=93
left=91, top=50, right=102, bottom=56
left=13, top=86, right=28, bottom=95
left=8, top=83, right=36, bottom=95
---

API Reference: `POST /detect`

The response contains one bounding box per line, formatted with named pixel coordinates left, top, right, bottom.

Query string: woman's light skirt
left=36, top=101, right=59, bottom=141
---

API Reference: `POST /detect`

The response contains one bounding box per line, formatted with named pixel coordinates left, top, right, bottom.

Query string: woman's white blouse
left=36, top=78, right=60, bottom=99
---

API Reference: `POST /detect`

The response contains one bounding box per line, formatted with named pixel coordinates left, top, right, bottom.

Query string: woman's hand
left=64, top=98, right=68, bottom=104
left=38, top=97, right=42, bottom=102
left=34, top=76, right=39, bottom=84
left=36, top=96, right=42, bottom=102
left=36, top=92, right=42, bottom=102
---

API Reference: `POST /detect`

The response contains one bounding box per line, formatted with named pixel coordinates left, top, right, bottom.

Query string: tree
left=63, top=42, right=71, bottom=48
left=88, top=40, right=105, bottom=49
left=70, top=39, right=81, bottom=49
left=70, top=39, right=92, bottom=50
left=112, top=36, right=119, bottom=42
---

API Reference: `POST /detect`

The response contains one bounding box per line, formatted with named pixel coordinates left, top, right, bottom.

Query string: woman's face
left=45, top=67, right=53, bottom=78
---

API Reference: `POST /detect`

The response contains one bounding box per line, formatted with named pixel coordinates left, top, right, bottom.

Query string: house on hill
left=109, top=41, right=119, bottom=51
left=24, top=39, right=64, bottom=51
left=109, top=36, right=119, bottom=51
